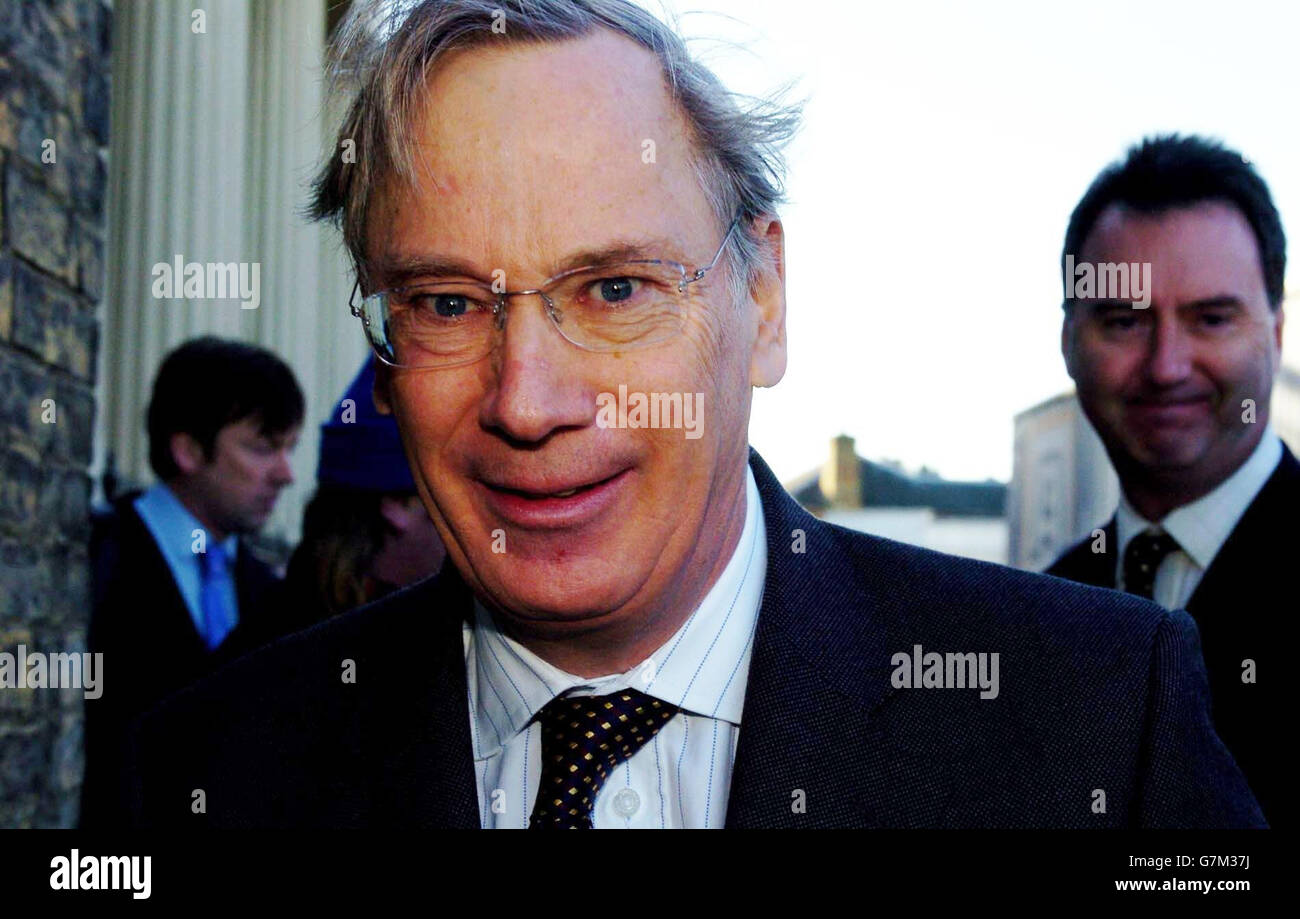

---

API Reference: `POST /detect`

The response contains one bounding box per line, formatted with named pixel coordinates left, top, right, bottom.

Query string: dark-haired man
left=81, top=336, right=305, bottom=826
left=1050, top=135, right=1291, bottom=824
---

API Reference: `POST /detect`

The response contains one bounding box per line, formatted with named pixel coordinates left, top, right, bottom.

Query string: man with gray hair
left=130, top=0, right=1262, bottom=828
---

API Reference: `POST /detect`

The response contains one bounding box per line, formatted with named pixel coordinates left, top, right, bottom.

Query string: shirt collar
left=466, top=465, right=766, bottom=760
left=135, top=482, right=239, bottom=567
left=1116, top=427, right=1282, bottom=572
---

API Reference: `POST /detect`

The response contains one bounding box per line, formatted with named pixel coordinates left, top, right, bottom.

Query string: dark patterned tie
left=528, top=688, right=678, bottom=829
left=1123, top=529, right=1181, bottom=601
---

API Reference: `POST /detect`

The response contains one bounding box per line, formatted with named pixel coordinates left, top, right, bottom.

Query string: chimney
left=820, top=434, right=861, bottom=508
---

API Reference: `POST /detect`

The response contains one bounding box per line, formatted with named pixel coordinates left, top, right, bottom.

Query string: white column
left=245, top=0, right=367, bottom=540
left=98, top=0, right=252, bottom=488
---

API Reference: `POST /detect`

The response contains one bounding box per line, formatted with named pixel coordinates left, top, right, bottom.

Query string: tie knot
left=1123, top=529, right=1181, bottom=601
left=529, top=688, right=678, bottom=829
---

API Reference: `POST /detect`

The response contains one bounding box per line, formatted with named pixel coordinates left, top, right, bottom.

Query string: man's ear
left=748, top=215, right=787, bottom=389
left=169, top=431, right=207, bottom=476
left=372, top=360, right=394, bottom=415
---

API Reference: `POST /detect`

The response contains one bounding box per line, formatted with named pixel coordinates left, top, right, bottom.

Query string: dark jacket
left=128, top=451, right=1264, bottom=828
left=1048, top=443, right=1296, bottom=826
left=81, top=490, right=288, bottom=827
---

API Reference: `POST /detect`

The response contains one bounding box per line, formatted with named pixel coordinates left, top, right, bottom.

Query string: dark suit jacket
left=1047, top=443, right=1296, bottom=826
left=81, top=490, right=288, bottom=827
left=128, top=451, right=1264, bottom=828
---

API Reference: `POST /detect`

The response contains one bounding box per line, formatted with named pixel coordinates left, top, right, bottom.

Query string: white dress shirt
left=1115, top=427, right=1283, bottom=609
left=463, top=466, right=766, bottom=829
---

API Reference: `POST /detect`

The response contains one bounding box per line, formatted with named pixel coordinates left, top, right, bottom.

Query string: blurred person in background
left=81, top=336, right=304, bottom=826
left=1050, top=135, right=1292, bottom=825
left=283, top=359, right=446, bottom=627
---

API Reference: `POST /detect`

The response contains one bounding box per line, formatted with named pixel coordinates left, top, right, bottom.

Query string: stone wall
left=0, top=0, right=110, bottom=828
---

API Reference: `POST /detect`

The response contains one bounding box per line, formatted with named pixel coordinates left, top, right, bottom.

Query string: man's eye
left=1101, top=314, right=1139, bottom=330
left=1199, top=311, right=1230, bottom=328
left=432, top=295, right=470, bottom=317
left=405, top=293, right=486, bottom=318
left=591, top=276, right=640, bottom=305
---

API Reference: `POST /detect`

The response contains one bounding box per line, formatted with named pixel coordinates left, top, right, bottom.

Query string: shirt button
left=612, top=788, right=640, bottom=818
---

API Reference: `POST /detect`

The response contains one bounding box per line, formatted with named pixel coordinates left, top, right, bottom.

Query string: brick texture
left=0, top=0, right=110, bottom=828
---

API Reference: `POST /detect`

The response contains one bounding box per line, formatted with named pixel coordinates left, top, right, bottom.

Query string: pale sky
left=656, top=0, right=1300, bottom=484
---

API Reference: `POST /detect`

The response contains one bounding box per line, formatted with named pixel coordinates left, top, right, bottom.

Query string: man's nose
left=479, top=295, right=595, bottom=443
left=271, top=450, right=295, bottom=487
left=1145, top=318, right=1194, bottom=387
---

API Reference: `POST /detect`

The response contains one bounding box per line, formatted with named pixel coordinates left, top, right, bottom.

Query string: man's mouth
left=491, top=478, right=610, bottom=499
left=478, top=468, right=631, bottom=530
left=1126, top=394, right=1214, bottom=424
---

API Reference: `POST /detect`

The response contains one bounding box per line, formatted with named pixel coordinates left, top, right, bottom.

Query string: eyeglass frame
left=348, top=216, right=742, bottom=369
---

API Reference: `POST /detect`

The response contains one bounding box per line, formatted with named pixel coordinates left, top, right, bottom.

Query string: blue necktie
left=199, top=543, right=236, bottom=650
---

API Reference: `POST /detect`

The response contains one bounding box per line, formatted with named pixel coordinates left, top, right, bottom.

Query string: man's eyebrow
left=551, top=237, right=685, bottom=275
left=1079, top=294, right=1248, bottom=315
left=370, top=254, right=486, bottom=287
left=1079, top=298, right=1138, bottom=312
left=371, top=237, right=687, bottom=288
left=1180, top=295, right=1243, bottom=310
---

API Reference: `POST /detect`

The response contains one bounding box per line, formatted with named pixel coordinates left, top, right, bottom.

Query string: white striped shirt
left=463, top=466, right=766, bottom=828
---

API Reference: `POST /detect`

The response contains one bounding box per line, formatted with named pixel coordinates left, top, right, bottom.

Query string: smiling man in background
left=130, top=1, right=1262, bottom=829
left=1050, top=135, right=1292, bottom=825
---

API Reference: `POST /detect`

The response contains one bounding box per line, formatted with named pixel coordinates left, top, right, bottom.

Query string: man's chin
left=469, top=558, right=646, bottom=625
left=1126, top=432, right=1211, bottom=472
left=231, top=511, right=270, bottom=535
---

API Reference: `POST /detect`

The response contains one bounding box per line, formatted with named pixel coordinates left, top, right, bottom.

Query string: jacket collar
left=1187, top=442, right=1297, bottom=617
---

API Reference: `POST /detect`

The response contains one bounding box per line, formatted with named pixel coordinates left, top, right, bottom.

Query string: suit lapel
left=726, top=450, right=952, bottom=827
left=232, top=541, right=274, bottom=624
left=1091, top=518, right=1118, bottom=587
left=1047, top=517, right=1116, bottom=589
left=360, top=568, right=481, bottom=828
left=120, top=499, right=210, bottom=661
left=1187, top=446, right=1296, bottom=620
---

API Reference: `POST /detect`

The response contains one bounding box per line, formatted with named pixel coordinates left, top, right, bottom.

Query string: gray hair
left=310, top=0, right=803, bottom=309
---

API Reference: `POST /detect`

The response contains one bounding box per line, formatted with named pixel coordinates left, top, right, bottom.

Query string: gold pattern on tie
left=528, top=688, right=679, bottom=829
